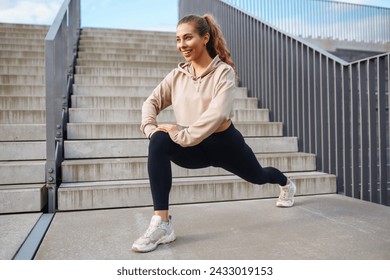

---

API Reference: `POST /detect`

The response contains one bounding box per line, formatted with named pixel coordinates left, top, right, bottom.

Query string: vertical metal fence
left=45, top=0, right=80, bottom=213
left=179, top=0, right=389, bottom=206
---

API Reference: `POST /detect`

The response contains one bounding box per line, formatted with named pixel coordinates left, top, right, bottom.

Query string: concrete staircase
left=0, top=23, right=48, bottom=213
left=58, top=27, right=336, bottom=211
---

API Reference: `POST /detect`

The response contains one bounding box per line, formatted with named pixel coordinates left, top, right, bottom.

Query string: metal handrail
left=45, top=0, right=80, bottom=213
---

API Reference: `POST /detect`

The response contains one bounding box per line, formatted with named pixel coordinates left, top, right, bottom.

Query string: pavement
left=1, top=194, right=390, bottom=260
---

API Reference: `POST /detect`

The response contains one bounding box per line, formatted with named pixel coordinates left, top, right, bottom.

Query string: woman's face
left=176, top=22, right=209, bottom=63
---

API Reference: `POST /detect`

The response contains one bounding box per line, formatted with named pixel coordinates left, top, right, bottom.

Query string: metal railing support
left=45, top=0, right=80, bottom=213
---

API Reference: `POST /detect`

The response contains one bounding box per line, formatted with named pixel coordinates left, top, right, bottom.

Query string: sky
left=0, top=0, right=389, bottom=31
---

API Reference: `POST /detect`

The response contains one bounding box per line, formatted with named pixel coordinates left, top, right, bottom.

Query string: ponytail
left=178, top=14, right=237, bottom=75
left=203, top=15, right=236, bottom=75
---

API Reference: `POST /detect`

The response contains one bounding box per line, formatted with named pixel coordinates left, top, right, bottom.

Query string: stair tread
left=66, top=123, right=284, bottom=138
left=0, top=160, right=46, bottom=165
left=67, top=120, right=281, bottom=125
left=0, top=184, right=45, bottom=190
left=57, top=172, right=336, bottom=210
left=68, top=107, right=263, bottom=111
left=60, top=172, right=335, bottom=188
left=62, top=151, right=311, bottom=164
left=0, top=124, right=46, bottom=141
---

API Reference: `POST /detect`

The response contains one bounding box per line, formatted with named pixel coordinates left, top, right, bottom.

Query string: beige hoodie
left=140, top=55, right=236, bottom=147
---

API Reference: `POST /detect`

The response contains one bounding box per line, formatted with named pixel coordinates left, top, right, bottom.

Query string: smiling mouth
left=182, top=49, right=192, bottom=56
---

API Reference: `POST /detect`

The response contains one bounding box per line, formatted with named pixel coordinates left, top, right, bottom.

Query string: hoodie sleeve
left=140, top=70, right=174, bottom=138
left=168, top=66, right=236, bottom=147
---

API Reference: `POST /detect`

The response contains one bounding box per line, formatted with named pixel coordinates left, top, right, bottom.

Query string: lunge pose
left=132, top=14, right=296, bottom=253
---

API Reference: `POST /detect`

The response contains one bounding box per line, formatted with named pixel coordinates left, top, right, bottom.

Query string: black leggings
left=148, top=123, right=288, bottom=210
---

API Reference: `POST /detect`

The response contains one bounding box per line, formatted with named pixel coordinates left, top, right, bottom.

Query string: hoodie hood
left=178, top=55, right=221, bottom=80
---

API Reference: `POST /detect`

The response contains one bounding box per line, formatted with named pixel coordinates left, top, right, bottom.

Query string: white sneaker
left=276, top=179, right=297, bottom=207
left=132, top=215, right=176, bottom=253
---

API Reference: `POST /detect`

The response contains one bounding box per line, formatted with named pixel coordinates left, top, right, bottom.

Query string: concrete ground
left=1, top=194, right=390, bottom=260
left=0, top=212, right=41, bottom=260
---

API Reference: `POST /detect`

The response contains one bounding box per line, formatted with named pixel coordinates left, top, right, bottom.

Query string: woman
left=132, top=14, right=296, bottom=253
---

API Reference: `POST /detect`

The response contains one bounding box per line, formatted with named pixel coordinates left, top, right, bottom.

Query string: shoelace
left=143, top=225, right=158, bottom=238
left=279, top=188, right=289, bottom=200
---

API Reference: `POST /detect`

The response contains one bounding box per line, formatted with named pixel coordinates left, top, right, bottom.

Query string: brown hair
left=178, top=14, right=236, bottom=74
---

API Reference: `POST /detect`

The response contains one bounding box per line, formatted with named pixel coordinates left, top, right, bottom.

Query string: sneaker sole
left=132, top=231, right=176, bottom=253
left=276, top=199, right=294, bottom=207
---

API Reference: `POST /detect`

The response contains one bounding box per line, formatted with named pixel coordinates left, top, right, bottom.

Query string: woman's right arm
left=140, top=70, right=174, bottom=138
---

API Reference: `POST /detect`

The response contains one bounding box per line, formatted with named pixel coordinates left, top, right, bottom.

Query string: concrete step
left=0, top=184, right=46, bottom=214
left=64, top=137, right=298, bottom=159
left=70, top=96, right=258, bottom=109
left=0, top=43, right=45, bottom=52
left=73, top=75, right=241, bottom=88
left=0, top=37, right=45, bottom=46
left=80, top=30, right=175, bottom=38
left=0, top=32, right=47, bottom=39
left=78, top=48, right=180, bottom=56
left=0, top=160, right=45, bottom=185
left=0, top=141, right=46, bottom=160
left=0, top=96, right=45, bottom=110
left=67, top=122, right=284, bottom=139
left=72, top=84, right=156, bottom=96
left=79, top=27, right=174, bottom=38
left=81, top=28, right=175, bottom=38
left=73, top=74, right=172, bottom=86
left=0, top=50, right=44, bottom=59
left=57, top=172, right=337, bottom=210
left=76, top=52, right=182, bottom=63
left=0, top=58, right=45, bottom=66
left=79, top=36, right=176, bottom=45
left=61, top=152, right=314, bottom=182
left=71, top=85, right=248, bottom=97
left=0, top=65, right=45, bottom=75
left=0, top=75, right=45, bottom=85
left=0, top=85, right=45, bottom=96
left=68, top=108, right=269, bottom=123
left=75, top=66, right=172, bottom=77
left=0, top=110, right=45, bottom=124
left=78, top=41, right=177, bottom=50
left=76, top=58, right=179, bottom=69
left=0, top=124, right=46, bottom=141
left=0, top=23, right=48, bottom=33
